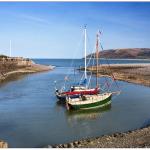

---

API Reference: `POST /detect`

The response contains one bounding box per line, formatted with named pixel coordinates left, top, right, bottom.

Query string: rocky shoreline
left=51, top=125, right=150, bottom=148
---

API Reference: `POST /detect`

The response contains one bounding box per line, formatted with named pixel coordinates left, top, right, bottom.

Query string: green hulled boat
left=66, top=92, right=112, bottom=110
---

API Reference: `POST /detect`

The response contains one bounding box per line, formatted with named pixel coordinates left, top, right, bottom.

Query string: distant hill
left=0, top=55, right=8, bottom=58
left=86, top=48, right=150, bottom=59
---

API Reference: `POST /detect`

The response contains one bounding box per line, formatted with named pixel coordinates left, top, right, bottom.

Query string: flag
left=64, top=76, right=69, bottom=81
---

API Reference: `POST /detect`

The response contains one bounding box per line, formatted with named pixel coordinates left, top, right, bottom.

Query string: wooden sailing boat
left=66, top=31, right=113, bottom=110
left=55, top=26, right=99, bottom=101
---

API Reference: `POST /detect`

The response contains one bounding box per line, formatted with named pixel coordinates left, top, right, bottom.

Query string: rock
left=73, top=141, right=79, bottom=147
left=73, top=141, right=81, bottom=146
left=46, top=145, right=53, bottom=148
left=128, top=130, right=132, bottom=133
left=87, top=139, right=91, bottom=142
left=143, top=128, right=149, bottom=132
left=68, top=143, right=74, bottom=148
left=78, top=144, right=82, bottom=147
left=113, top=133, right=118, bottom=137
left=55, top=146, right=59, bottom=148
left=112, top=132, right=125, bottom=138
left=58, top=144, right=63, bottom=148
left=106, top=137, right=110, bottom=140
left=74, top=141, right=79, bottom=145
left=63, top=144, right=68, bottom=148
left=51, top=145, right=56, bottom=148
left=119, top=133, right=124, bottom=137
left=0, top=140, right=8, bottom=148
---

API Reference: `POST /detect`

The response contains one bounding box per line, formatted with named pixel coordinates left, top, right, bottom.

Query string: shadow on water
left=66, top=104, right=111, bottom=121
left=56, top=99, right=66, bottom=105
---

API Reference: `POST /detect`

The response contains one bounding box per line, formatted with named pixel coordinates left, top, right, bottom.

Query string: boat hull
left=67, top=93, right=112, bottom=110
left=56, top=93, right=80, bottom=101
left=55, top=88, right=100, bottom=102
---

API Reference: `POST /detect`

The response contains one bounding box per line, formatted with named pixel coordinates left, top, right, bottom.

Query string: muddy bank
left=52, top=126, right=150, bottom=148
left=86, top=63, right=150, bottom=87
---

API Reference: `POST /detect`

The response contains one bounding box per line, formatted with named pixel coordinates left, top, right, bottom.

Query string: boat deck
left=67, top=93, right=112, bottom=105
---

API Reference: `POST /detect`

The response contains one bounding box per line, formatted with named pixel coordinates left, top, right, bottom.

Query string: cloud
left=16, top=13, right=51, bottom=25
left=1, top=10, right=52, bottom=26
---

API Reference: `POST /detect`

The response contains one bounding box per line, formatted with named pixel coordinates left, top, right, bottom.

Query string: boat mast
left=9, top=40, right=12, bottom=57
left=84, top=25, right=87, bottom=81
left=96, top=32, right=99, bottom=87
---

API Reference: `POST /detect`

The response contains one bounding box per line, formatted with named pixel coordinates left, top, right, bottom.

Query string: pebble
left=45, top=145, right=53, bottom=148
left=0, top=140, right=8, bottom=148
left=113, top=133, right=118, bottom=137
left=68, top=143, right=74, bottom=148
left=63, top=144, right=68, bottom=148
left=106, top=137, right=110, bottom=140
left=59, top=144, right=63, bottom=148
left=45, top=126, right=150, bottom=148
left=74, top=141, right=79, bottom=145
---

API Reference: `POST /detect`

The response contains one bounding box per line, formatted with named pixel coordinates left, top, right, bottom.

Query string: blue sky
left=0, top=2, right=150, bottom=58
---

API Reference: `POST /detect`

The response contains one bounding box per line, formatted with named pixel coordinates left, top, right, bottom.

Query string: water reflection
left=0, top=74, right=27, bottom=87
left=66, top=104, right=111, bottom=122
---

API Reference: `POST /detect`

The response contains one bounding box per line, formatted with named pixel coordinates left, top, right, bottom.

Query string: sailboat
left=66, top=31, right=116, bottom=110
left=55, top=26, right=99, bottom=101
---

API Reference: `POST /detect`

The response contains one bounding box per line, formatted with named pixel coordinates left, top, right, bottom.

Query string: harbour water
left=0, top=59, right=150, bottom=148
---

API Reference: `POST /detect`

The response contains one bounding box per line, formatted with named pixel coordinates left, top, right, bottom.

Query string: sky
left=0, top=2, right=150, bottom=58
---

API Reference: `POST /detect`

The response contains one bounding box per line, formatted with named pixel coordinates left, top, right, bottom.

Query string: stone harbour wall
left=0, top=57, right=34, bottom=67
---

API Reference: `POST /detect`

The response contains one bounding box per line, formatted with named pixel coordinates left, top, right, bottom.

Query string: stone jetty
left=0, top=56, right=54, bottom=82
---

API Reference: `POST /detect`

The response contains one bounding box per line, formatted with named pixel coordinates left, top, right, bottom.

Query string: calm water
left=0, top=59, right=150, bottom=148
left=33, top=58, right=150, bottom=67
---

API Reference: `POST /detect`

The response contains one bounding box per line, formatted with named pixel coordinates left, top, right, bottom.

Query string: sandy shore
left=0, top=63, right=54, bottom=82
